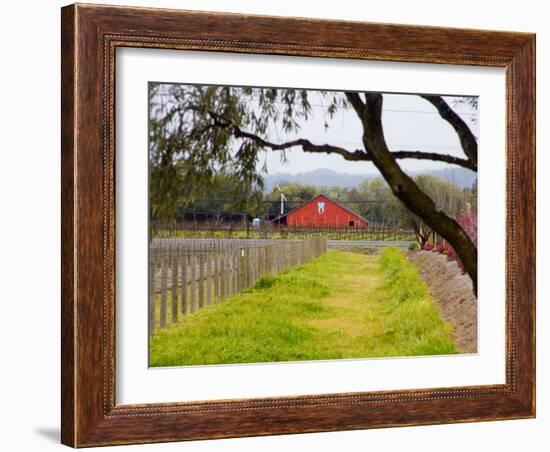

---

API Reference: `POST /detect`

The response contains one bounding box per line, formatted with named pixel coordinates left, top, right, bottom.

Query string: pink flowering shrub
left=423, top=211, right=477, bottom=274
left=443, top=211, right=477, bottom=273
left=457, top=211, right=478, bottom=247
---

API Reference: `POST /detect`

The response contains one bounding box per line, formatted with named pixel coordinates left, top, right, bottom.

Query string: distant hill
left=264, top=167, right=476, bottom=191
left=265, top=168, right=368, bottom=190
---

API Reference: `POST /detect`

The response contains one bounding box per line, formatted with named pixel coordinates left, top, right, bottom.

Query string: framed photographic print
left=61, top=3, right=535, bottom=447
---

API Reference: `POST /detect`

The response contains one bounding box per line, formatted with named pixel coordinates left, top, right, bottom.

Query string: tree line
left=160, top=174, right=476, bottom=250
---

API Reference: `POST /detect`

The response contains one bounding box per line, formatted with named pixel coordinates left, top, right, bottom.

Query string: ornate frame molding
left=61, top=4, right=535, bottom=447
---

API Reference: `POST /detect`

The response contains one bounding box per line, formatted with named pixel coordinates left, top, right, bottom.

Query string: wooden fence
left=149, top=237, right=327, bottom=335
left=150, top=221, right=415, bottom=242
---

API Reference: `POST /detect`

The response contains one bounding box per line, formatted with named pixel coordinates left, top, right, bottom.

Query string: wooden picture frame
left=61, top=3, right=535, bottom=447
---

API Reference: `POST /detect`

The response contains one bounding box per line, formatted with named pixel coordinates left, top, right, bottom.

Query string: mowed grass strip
left=150, top=248, right=456, bottom=367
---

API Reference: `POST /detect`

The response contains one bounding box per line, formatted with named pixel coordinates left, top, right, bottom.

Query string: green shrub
left=380, top=247, right=428, bottom=304
left=376, top=247, right=456, bottom=355
left=253, top=274, right=278, bottom=289
left=408, top=242, right=418, bottom=251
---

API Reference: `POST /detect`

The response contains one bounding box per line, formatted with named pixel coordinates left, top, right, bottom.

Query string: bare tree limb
left=388, top=150, right=475, bottom=170
left=420, top=95, right=478, bottom=169
left=209, top=111, right=476, bottom=170
left=214, top=119, right=369, bottom=162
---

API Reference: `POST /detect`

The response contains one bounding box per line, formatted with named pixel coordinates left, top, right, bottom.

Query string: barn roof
left=271, top=194, right=369, bottom=224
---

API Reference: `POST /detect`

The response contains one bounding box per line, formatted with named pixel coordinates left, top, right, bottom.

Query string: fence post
left=206, top=254, right=212, bottom=306
left=198, top=253, right=205, bottom=308
left=159, top=256, right=168, bottom=329
left=238, top=248, right=244, bottom=293
left=255, top=246, right=260, bottom=282
left=171, top=255, right=178, bottom=323
left=244, top=247, right=251, bottom=289
left=148, top=254, right=155, bottom=336
left=236, top=248, right=241, bottom=293
left=229, top=250, right=235, bottom=299
left=221, top=252, right=227, bottom=301
left=181, top=254, right=188, bottom=314
left=215, top=252, right=221, bottom=301
left=190, top=254, right=197, bottom=313
left=227, top=250, right=233, bottom=298
left=260, top=246, right=267, bottom=276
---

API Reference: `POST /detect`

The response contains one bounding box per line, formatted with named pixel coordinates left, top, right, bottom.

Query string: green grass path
left=150, top=249, right=456, bottom=367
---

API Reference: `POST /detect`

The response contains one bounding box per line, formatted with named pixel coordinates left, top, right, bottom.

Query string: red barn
left=275, top=194, right=369, bottom=228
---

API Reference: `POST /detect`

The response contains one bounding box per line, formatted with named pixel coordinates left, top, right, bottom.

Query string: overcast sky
left=256, top=91, right=478, bottom=175
left=151, top=84, right=478, bottom=176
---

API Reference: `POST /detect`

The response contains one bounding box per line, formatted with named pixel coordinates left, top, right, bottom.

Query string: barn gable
left=274, top=194, right=369, bottom=228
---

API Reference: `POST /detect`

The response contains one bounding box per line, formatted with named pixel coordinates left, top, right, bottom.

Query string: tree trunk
left=412, top=222, right=431, bottom=249
left=347, top=92, right=478, bottom=294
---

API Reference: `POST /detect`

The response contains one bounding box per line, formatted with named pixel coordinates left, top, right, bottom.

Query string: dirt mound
left=407, top=250, right=477, bottom=353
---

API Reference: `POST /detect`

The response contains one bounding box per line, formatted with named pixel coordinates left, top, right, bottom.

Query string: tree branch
left=236, top=128, right=369, bottom=161
left=389, top=150, right=475, bottom=170
left=344, top=92, right=366, bottom=118
left=208, top=111, right=475, bottom=170
left=208, top=111, right=368, bottom=161
left=420, top=95, right=478, bottom=169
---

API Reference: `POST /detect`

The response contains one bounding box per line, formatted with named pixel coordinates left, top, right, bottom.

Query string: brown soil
left=407, top=250, right=477, bottom=354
